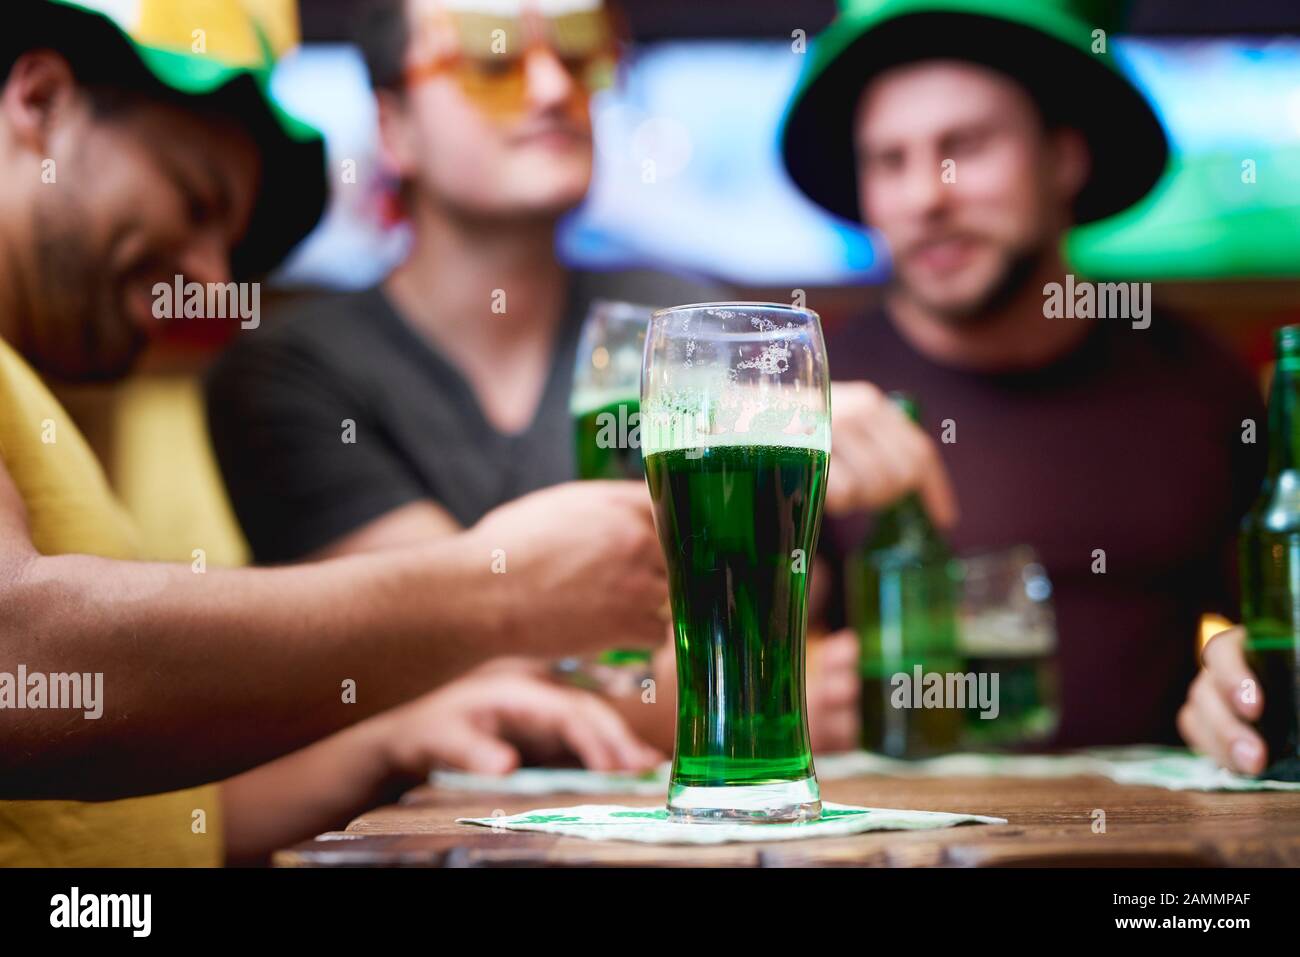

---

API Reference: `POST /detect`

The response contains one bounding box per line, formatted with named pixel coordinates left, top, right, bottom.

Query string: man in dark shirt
left=207, top=0, right=720, bottom=564
left=207, top=270, right=712, bottom=563
left=780, top=0, right=1265, bottom=748
left=825, top=314, right=1262, bottom=747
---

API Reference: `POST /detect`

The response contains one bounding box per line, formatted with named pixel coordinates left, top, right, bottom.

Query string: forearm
left=0, top=543, right=509, bottom=799
left=219, top=712, right=413, bottom=866
left=307, top=500, right=461, bottom=560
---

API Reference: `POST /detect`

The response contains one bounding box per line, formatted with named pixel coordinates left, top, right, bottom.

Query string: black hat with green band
left=780, top=0, right=1170, bottom=225
left=5, top=0, right=327, bottom=278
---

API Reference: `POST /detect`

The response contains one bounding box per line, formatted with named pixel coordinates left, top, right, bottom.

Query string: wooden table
left=274, top=773, right=1300, bottom=867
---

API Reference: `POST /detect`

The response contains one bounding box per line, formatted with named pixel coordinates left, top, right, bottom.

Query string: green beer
left=572, top=393, right=651, bottom=670
left=846, top=395, right=963, bottom=757
left=566, top=302, right=657, bottom=681
left=850, top=553, right=964, bottom=758
left=955, top=548, right=1060, bottom=750
left=573, top=395, right=643, bottom=481
left=958, top=650, right=1057, bottom=747
left=1239, top=325, right=1300, bottom=779
left=646, top=444, right=827, bottom=790
left=643, top=301, right=830, bottom=822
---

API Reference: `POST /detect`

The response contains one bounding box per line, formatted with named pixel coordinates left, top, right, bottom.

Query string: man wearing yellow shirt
left=0, top=0, right=666, bottom=865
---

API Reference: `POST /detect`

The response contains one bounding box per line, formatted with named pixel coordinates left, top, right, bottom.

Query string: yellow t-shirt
left=0, top=338, right=222, bottom=866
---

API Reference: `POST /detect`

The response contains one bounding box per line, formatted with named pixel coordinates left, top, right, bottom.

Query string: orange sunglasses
left=403, top=2, right=624, bottom=120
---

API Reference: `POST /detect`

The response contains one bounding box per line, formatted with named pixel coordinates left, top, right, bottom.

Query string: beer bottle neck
left=1267, top=363, right=1300, bottom=477
left=867, top=493, right=944, bottom=556
left=864, top=390, right=945, bottom=555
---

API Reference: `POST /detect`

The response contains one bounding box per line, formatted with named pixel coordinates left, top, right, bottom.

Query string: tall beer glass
left=642, top=302, right=830, bottom=823
left=560, top=300, right=657, bottom=689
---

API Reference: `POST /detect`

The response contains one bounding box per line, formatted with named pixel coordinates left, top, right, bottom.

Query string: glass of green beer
left=642, top=302, right=830, bottom=823
left=562, top=301, right=658, bottom=687
left=571, top=300, right=654, bottom=482
left=955, top=547, right=1060, bottom=749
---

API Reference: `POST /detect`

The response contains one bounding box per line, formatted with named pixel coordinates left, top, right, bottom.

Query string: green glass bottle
left=1239, top=325, right=1300, bottom=779
left=846, top=393, right=963, bottom=758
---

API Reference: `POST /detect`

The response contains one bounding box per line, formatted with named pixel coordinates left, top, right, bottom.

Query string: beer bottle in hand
left=1239, top=325, right=1300, bottom=779
left=847, top=393, right=963, bottom=757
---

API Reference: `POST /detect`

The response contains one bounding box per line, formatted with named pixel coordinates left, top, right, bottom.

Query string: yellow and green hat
left=780, top=0, right=1169, bottom=225
left=6, top=0, right=327, bottom=277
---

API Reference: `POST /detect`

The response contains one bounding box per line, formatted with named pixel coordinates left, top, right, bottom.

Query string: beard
left=893, top=239, right=1051, bottom=329
left=27, top=196, right=146, bottom=383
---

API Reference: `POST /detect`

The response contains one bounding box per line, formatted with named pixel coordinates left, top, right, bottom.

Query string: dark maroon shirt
left=825, top=310, right=1266, bottom=747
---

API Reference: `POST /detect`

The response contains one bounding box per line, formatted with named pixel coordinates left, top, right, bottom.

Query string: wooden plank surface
left=273, top=773, right=1300, bottom=867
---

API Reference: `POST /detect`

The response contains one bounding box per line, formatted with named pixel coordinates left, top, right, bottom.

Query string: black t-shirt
left=825, top=310, right=1266, bottom=748
left=205, top=269, right=720, bottom=564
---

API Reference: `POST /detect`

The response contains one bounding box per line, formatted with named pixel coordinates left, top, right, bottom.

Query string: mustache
left=898, top=230, right=988, bottom=259
left=506, top=113, right=591, bottom=144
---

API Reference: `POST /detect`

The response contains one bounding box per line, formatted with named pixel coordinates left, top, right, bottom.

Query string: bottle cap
left=1277, top=325, right=1300, bottom=360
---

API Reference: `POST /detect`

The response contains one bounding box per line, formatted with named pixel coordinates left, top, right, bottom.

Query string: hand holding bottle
left=826, top=381, right=959, bottom=525
left=1178, top=626, right=1267, bottom=775
left=1180, top=325, right=1300, bottom=777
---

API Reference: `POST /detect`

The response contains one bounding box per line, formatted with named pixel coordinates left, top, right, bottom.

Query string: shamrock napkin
left=813, top=747, right=1300, bottom=792
left=433, top=746, right=1300, bottom=795
left=457, top=801, right=1006, bottom=845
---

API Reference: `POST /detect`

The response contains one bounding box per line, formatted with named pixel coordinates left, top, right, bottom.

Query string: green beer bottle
left=846, top=393, right=963, bottom=757
left=1239, top=325, right=1300, bottom=779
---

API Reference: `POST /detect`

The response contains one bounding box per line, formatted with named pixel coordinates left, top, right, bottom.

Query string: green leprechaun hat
left=4, top=0, right=327, bottom=278
left=780, top=0, right=1170, bottom=225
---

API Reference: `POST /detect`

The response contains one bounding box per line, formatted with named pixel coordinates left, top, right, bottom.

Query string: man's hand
left=465, top=481, right=668, bottom=659
left=808, top=629, right=860, bottom=751
left=827, top=381, right=958, bottom=525
left=220, top=663, right=666, bottom=863
left=380, top=667, right=666, bottom=776
left=1177, top=626, right=1267, bottom=774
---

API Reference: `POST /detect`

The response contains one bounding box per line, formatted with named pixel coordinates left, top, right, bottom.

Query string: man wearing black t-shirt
left=207, top=0, right=719, bottom=563
left=779, top=2, right=1266, bottom=752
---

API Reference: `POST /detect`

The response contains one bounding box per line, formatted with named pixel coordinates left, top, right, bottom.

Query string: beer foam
left=642, top=304, right=830, bottom=455
left=641, top=387, right=830, bottom=456
left=570, top=388, right=638, bottom=417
